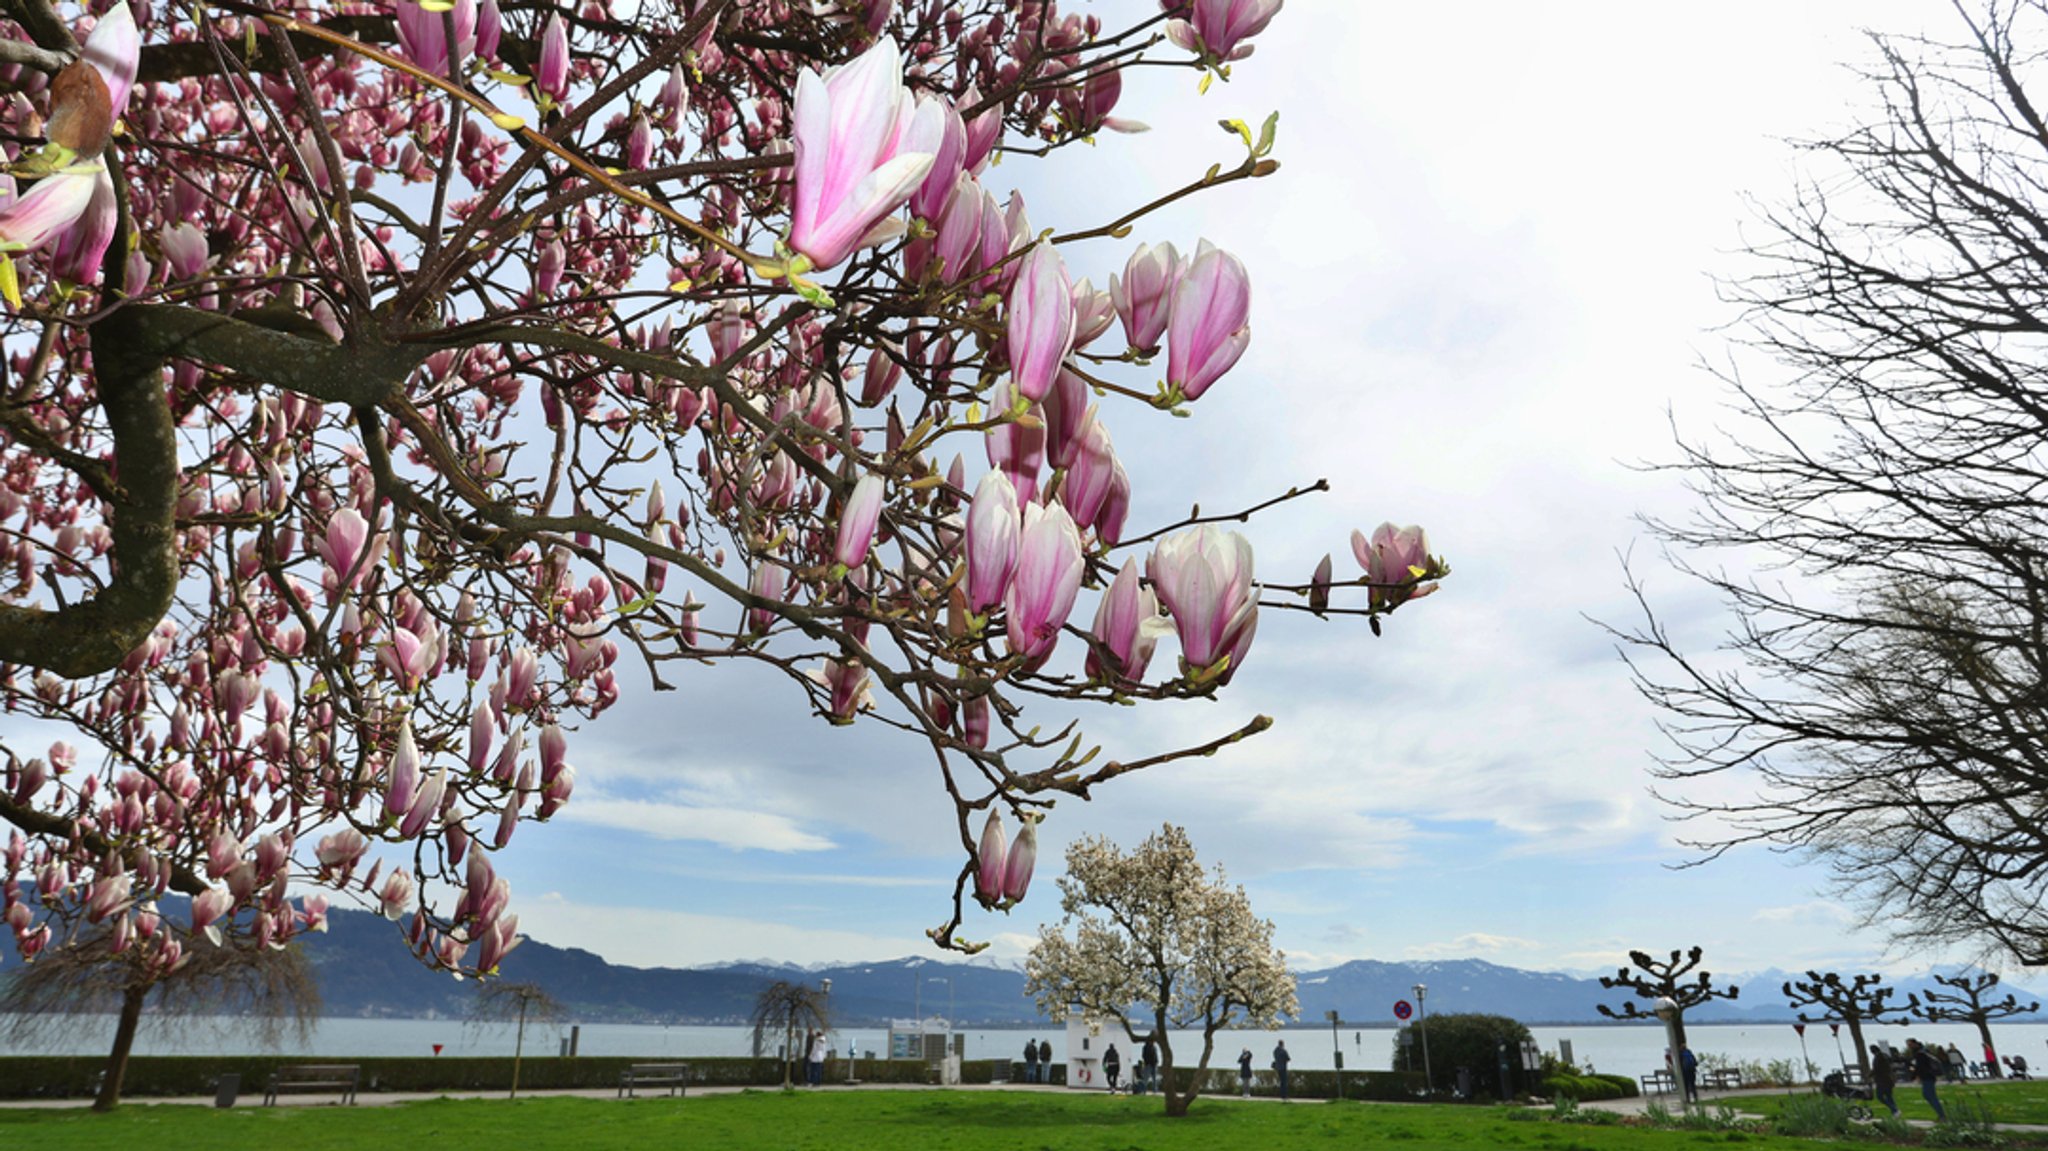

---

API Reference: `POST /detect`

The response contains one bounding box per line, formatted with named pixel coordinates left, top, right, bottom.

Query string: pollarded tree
left=1911, top=970, right=2040, bottom=1078
left=1024, top=823, right=1297, bottom=1117
left=1783, top=971, right=1910, bottom=1083
left=1594, top=947, right=1739, bottom=1048
left=1619, top=0, right=2048, bottom=964
left=0, top=0, right=1447, bottom=1003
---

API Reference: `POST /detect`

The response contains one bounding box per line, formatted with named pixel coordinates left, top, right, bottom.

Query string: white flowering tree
left=1024, top=823, right=1296, bottom=1116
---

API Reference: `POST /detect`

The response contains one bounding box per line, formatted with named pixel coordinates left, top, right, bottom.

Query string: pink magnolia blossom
left=834, top=473, right=886, bottom=568
left=535, top=14, right=571, bottom=102
left=383, top=717, right=421, bottom=823
left=378, top=869, right=415, bottom=920
left=1351, top=522, right=1441, bottom=611
left=1109, top=241, right=1180, bottom=354
left=45, top=169, right=115, bottom=283
left=788, top=37, right=946, bottom=270
left=1165, top=240, right=1251, bottom=402
left=984, top=382, right=1046, bottom=504
left=1060, top=416, right=1119, bottom=533
left=909, top=99, right=968, bottom=222
left=396, top=0, right=496, bottom=77
left=1007, top=242, right=1076, bottom=404
left=1085, top=557, right=1158, bottom=687
left=1000, top=814, right=1037, bottom=906
left=0, top=171, right=101, bottom=254
left=1147, top=524, right=1259, bottom=679
left=1166, top=0, right=1283, bottom=63
left=974, top=809, right=1006, bottom=904
left=1004, top=503, right=1084, bottom=664
left=964, top=470, right=1020, bottom=617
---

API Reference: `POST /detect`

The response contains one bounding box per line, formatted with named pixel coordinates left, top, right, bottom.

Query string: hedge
left=0, top=1054, right=1033, bottom=1100
left=1538, top=1072, right=1639, bottom=1102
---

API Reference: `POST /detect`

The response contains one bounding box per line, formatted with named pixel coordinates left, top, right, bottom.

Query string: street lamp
left=1327, top=1010, right=1345, bottom=1099
left=1414, top=984, right=1434, bottom=1097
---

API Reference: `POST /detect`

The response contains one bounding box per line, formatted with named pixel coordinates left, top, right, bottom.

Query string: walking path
left=1575, top=1079, right=2048, bottom=1135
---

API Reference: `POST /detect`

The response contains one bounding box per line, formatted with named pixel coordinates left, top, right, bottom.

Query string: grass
left=1721, top=1078, right=2048, bottom=1126
left=2, top=1088, right=2044, bottom=1151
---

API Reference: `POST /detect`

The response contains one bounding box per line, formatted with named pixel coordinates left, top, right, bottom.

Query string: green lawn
left=0, top=1089, right=2038, bottom=1151
left=1722, top=1077, right=2048, bottom=1126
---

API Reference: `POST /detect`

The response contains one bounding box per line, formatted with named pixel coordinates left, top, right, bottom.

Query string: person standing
left=1103, top=1043, right=1122, bottom=1092
left=806, top=1029, right=828, bottom=1087
left=1273, top=1040, right=1292, bottom=1102
left=1237, top=1047, right=1254, bottom=1098
left=1141, top=1037, right=1160, bottom=1093
left=1907, top=1038, right=1948, bottom=1120
left=1678, top=1044, right=1699, bottom=1103
left=1023, top=1037, right=1039, bottom=1084
left=1870, top=1044, right=1899, bottom=1118
left=1947, top=1043, right=1968, bottom=1082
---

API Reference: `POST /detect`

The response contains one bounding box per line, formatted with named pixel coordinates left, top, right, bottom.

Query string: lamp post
left=1327, top=1010, right=1344, bottom=1099
left=1654, top=996, right=1685, bottom=1108
left=1414, top=983, right=1434, bottom=1097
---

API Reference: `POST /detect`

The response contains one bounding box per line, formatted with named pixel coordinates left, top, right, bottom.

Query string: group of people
left=1019, top=1037, right=1052, bottom=1083
left=1866, top=1038, right=1969, bottom=1120
left=1097, top=1038, right=1161, bottom=1093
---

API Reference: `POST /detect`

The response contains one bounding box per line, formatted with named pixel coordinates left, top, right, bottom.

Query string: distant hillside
left=8, top=905, right=2045, bottom=1027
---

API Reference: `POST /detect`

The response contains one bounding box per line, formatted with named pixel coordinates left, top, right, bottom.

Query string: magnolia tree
left=0, top=0, right=1446, bottom=1021
left=1024, top=823, right=1296, bottom=1116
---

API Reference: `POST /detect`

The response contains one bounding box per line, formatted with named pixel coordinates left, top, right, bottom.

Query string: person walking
left=1907, top=1038, right=1948, bottom=1120
left=1023, top=1037, right=1039, bottom=1084
left=1103, top=1043, right=1122, bottom=1092
left=1870, top=1043, right=1899, bottom=1118
left=1273, top=1040, right=1292, bottom=1102
left=1237, top=1047, right=1254, bottom=1098
left=1679, top=1044, right=1699, bottom=1103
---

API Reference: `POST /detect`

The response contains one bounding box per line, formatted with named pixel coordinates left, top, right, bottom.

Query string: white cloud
left=561, top=797, right=835, bottom=852
left=518, top=893, right=922, bottom=969
left=1405, top=933, right=1543, bottom=960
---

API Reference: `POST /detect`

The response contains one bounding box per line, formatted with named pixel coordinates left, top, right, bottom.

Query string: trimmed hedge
left=0, top=1054, right=1029, bottom=1100
left=1538, top=1072, right=1638, bottom=1102
left=1151, top=1066, right=1426, bottom=1102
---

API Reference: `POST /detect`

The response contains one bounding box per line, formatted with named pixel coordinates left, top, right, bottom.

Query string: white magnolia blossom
left=1024, top=823, right=1299, bottom=1115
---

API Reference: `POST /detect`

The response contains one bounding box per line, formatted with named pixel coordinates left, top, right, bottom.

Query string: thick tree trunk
left=94, top=983, right=147, bottom=1112
left=1846, top=1017, right=1870, bottom=1082
left=1976, top=1019, right=2001, bottom=1078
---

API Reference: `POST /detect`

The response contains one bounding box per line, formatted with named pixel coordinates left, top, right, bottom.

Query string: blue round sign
left=1393, top=1000, right=1414, bottom=1021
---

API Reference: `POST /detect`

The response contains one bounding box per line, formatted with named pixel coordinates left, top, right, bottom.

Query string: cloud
left=1405, top=933, right=1542, bottom=960
left=561, top=797, right=835, bottom=853
left=1752, top=901, right=1855, bottom=927
left=517, top=893, right=926, bottom=969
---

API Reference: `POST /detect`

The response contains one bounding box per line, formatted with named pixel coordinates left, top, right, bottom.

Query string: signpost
left=1394, top=1000, right=1414, bottom=1021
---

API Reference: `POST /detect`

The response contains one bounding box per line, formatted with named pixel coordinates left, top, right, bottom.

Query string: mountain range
left=7, top=904, right=2043, bottom=1027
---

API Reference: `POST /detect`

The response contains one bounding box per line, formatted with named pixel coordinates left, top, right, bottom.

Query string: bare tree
left=1594, top=946, right=1739, bottom=1048
left=749, top=980, right=829, bottom=1090
left=0, top=931, right=318, bottom=1110
left=470, top=981, right=568, bottom=1098
left=1783, top=971, right=1911, bottom=1082
left=1618, top=0, right=2048, bottom=964
left=1911, top=970, right=2040, bottom=1076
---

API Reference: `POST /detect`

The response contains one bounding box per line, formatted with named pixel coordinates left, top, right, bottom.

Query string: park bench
left=1840, top=1064, right=1867, bottom=1087
left=262, top=1064, right=360, bottom=1106
left=1704, top=1068, right=1743, bottom=1090
left=618, top=1062, right=691, bottom=1098
left=1640, top=1069, right=1676, bottom=1094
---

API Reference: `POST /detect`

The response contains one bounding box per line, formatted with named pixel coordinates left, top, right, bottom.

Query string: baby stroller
left=1820, top=1072, right=1875, bottom=1121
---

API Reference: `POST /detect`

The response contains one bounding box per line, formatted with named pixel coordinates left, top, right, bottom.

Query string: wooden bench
left=1640, top=1069, right=1676, bottom=1094
left=263, top=1064, right=359, bottom=1106
left=1704, top=1068, right=1743, bottom=1090
left=618, top=1062, right=691, bottom=1098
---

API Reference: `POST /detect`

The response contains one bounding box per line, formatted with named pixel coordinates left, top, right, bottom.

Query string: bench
left=1705, top=1068, right=1743, bottom=1090
left=618, top=1062, right=691, bottom=1098
left=263, top=1064, right=359, bottom=1106
left=1839, top=1064, right=1867, bottom=1086
left=1640, top=1069, right=1676, bottom=1094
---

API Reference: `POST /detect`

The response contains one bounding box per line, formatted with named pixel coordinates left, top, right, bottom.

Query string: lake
left=7, top=1015, right=2045, bottom=1077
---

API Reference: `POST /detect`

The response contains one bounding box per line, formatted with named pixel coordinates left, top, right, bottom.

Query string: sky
left=489, top=0, right=1977, bottom=983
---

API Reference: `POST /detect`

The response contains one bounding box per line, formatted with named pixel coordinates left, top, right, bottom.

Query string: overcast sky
left=488, top=1, right=1977, bottom=982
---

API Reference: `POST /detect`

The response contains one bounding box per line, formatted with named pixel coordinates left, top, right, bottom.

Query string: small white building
left=1064, top=1013, right=1112, bottom=1089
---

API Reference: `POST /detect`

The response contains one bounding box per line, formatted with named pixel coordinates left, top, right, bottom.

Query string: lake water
left=7, top=1016, right=2045, bottom=1077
